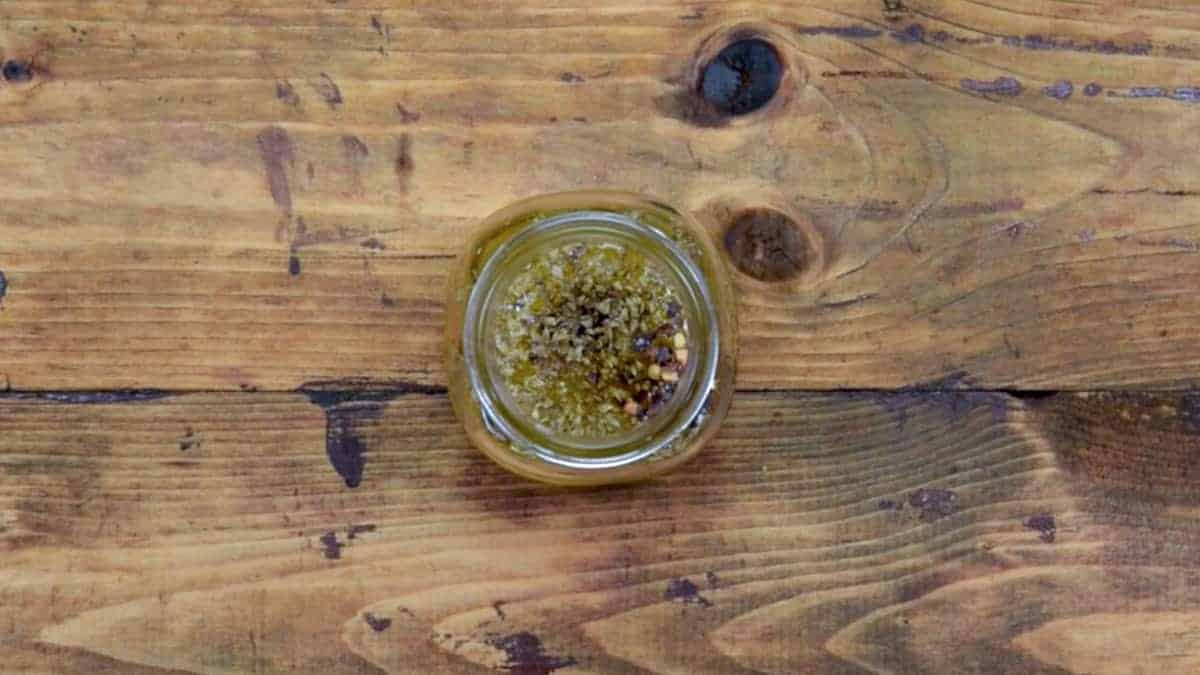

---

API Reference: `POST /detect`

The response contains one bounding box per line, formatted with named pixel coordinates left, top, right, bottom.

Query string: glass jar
left=445, top=191, right=737, bottom=486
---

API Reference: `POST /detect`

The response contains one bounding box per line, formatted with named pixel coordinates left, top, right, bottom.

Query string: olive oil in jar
left=446, top=191, right=737, bottom=486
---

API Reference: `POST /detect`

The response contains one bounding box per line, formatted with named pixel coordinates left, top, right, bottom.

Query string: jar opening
left=463, top=210, right=720, bottom=470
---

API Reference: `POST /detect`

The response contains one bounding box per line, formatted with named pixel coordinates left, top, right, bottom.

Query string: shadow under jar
left=446, top=191, right=738, bottom=486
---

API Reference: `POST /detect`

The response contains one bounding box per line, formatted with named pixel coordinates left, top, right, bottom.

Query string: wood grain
left=1, top=0, right=1198, bottom=390
left=3, top=388, right=1197, bottom=673
left=5, top=1, right=1200, bottom=673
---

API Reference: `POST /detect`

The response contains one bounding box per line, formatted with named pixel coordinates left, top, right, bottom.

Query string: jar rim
left=462, top=209, right=721, bottom=470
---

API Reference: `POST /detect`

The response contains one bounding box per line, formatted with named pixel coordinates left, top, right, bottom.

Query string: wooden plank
left=2, top=389, right=1198, bottom=673
left=1, top=0, right=1199, bottom=390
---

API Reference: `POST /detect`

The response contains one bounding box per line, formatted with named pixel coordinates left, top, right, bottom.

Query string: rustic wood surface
left=5, top=390, right=1200, bottom=674
left=1, top=0, right=1199, bottom=390
left=3, top=0, right=1200, bottom=673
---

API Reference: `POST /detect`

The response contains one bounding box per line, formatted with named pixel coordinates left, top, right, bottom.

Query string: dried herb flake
left=495, top=242, right=691, bottom=437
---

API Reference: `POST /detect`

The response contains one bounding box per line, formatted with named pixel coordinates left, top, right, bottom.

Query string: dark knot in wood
left=2, top=60, right=33, bottom=83
left=723, top=208, right=807, bottom=281
left=699, top=39, right=782, bottom=116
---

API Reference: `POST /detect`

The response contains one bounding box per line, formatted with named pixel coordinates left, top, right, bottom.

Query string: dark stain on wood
left=299, top=379, right=447, bottom=404
left=347, top=523, right=376, bottom=539
left=487, top=632, right=577, bottom=675
left=790, top=16, right=1152, bottom=61
left=723, top=208, right=807, bottom=282
left=1024, top=514, right=1056, bottom=543
left=300, top=379, right=445, bottom=488
left=928, top=30, right=995, bottom=46
left=1125, top=85, right=1168, bottom=98
left=318, top=531, right=343, bottom=559
left=1091, top=187, right=1200, bottom=197
left=890, top=23, right=925, bottom=43
left=663, top=577, right=712, bottom=607
left=1006, top=390, right=1059, bottom=403
left=361, top=237, right=386, bottom=250
left=275, top=80, right=300, bottom=107
left=559, top=72, right=584, bottom=83
left=0, top=389, right=170, bottom=404
left=179, top=427, right=199, bottom=451
left=846, top=372, right=1010, bottom=430
left=0, top=269, right=6, bottom=302
left=363, top=612, right=391, bottom=632
left=310, top=73, right=343, bottom=108
left=394, top=134, right=413, bottom=193
left=1043, top=79, right=1074, bottom=100
left=288, top=252, right=301, bottom=276
left=255, top=126, right=294, bottom=217
left=908, top=487, right=958, bottom=521
left=822, top=69, right=911, bottom=79
left=796, top=25, right=881, bottom=39
left=322, top=405, right=371, bottom=488
left=1001, top=33, right=1152, bottom=56
left=961, top=76, right=1023, bottom=96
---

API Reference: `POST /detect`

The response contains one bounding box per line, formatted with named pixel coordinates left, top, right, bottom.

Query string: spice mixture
left=494, top=241, right=690, bottom=438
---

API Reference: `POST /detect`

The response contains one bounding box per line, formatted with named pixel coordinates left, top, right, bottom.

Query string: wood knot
left=699, top=39, right=782, bottom=116
left=657, top=24, right=797, bottom=126
left=2, top=59, right=33, bottom=83
left=723, top=208, right=808, bottom=281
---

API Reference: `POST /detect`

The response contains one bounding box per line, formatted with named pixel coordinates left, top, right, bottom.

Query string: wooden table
left=3, top=1, right=1199, bottom=673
